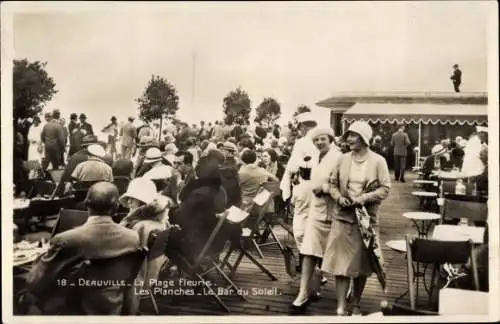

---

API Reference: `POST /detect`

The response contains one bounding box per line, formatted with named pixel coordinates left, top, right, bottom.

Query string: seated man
left=24, top=182, right=140, bottom=315
left=71, top=144, right=114, bottom=183
left=422, top=144, right=452, bottom=180
left=53, top=135, right=98, bottom=196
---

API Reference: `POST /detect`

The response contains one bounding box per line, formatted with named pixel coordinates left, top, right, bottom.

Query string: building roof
left=316, top=91, right=488, bottom=108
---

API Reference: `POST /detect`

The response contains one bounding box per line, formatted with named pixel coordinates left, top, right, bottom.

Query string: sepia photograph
left=1, top=1, right=498, bottom=323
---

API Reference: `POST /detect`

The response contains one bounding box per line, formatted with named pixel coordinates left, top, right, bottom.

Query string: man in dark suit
left=450, top=64, right=462, bottom=93
left=41, top=112, right=66, bottom=170
left=79, top=113, right=94, bottom=136
left=390, top=125, right=411, bottom=182
left=25, top=182, right=140, bottom=315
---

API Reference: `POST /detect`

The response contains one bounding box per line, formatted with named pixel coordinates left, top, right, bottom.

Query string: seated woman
left=421, top=144, right=452, bottom=180
left=119, top=177, right=172, bottom=307
left=168, top=155, right=241, bottom=265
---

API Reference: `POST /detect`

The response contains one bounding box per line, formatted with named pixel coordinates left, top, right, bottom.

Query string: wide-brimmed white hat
left=87, top=144, right=106, bottom=158
left=295, top=112, right=317, bottom=125
left=341, top=121, right=373, bottom=146
left=119, top=177, right=158, bottom=206
left=143, top=165, right=173, bottom=180
left=144, top=147, right=162, bottom=163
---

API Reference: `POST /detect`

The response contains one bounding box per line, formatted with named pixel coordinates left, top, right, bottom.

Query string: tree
left=255, top=97, right=281, bottom=128
left=222, top=87, right=251, bottom=124
left=293, top=104, right=311, bottom=117
left=136, top=75, right=179, bottom=139
left=13, top=59, right=58, bottom=121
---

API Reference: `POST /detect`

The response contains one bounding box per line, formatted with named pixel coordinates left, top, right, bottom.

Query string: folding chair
left=220, top=192, right=279, bottom=281
left=405, top=235, right=479, bottom=311
left=441, top=195, right=488, bottom=226
left=29, top=180, right=57, bottom=198
left=51, top=208, right=89, bottom=237
left=142, top=229, right=171, bottom=315
left=72, top=181, right=99, bottom=204
left=77, top=248, right=148, bottom=315
left=25, top=195, right=76, bottom=232
left=253, top=182, right=288, bottom=255
left=49, top=169, right=65, bottom=184
left=168, top=211, right=248, bottom=313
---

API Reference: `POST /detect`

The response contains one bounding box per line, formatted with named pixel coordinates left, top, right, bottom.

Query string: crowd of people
left=13, top=107, right=488, bottom=316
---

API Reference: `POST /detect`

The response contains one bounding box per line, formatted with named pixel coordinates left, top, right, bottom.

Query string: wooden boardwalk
left=141, top=172, right=431, bottom=316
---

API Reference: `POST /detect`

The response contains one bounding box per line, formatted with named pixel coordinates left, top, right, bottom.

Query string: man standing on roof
left=450, top=64, right=462, bottom=93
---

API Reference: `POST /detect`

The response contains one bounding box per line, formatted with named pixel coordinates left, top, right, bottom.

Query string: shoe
left=290, top=297, right=310, bottom=314
left=351, top=305, right=362, bottom=316
left=400, top=179, right=406, bottom=183
left=336, top=308, right=348, bottom=316
left=309, top=291, right=321, bottom=302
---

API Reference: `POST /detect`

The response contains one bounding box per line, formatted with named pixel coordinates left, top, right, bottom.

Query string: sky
left=11, top=1, right=491, bottom=130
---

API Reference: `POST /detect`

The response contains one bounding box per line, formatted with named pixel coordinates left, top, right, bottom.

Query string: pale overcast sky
left=12, top=2, right=490, bottom=128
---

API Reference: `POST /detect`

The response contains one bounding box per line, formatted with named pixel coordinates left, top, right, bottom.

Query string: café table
left=403, top=212, right=441, bottom=238
left=437, top=171, right=464, bottom=180
left=439, top=288, right=489, bottom=315
left=13, top=240, right=49, bottom=269
left=411, top=191, right=438, bottom=211
left=431, top=224, right=485, bottom=244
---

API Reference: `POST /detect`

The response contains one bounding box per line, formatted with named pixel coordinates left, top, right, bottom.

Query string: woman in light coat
left=290, top=127, right=342, bottom=312
left=322, top=121, right=391, bottom=316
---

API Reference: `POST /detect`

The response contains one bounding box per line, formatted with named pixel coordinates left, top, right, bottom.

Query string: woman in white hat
left=291, top=126, right=342, bottom=313
left=119, top=177, right=172, bottom=312
left=421, top=144, right=449, bottom=179
left=321, top=121, right=391, bottom=316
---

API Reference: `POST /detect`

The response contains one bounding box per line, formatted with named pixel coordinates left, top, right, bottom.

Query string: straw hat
left=431, top=144, right=446, bottom=155
left=87, top=144, right=106, bottom=158
left=144, top=147, right=162, bottom=163
left=119, top=178, right=158, bottom=206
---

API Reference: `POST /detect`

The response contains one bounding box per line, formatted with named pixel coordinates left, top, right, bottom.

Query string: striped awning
left=342, top=103, right=487, bottom=125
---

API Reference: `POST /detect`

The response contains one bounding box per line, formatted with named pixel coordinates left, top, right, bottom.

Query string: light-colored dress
left=300, top=146, right=342, bottom=258
left=321, top=150, right=391, bottom=277
left=27, top=124, right=43, bottom=162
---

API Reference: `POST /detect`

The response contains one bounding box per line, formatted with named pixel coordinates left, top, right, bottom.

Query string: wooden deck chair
left=220, top=191, right=279, bottom=281
left=405, top=235, right=479, bottom=311
left=168, top=210, right=249, bottom=313
left=78, top=248, right=148, bottom=315
left=51, top=208, right=89, bottom=237
left=142, top=229, right=171, bottom=315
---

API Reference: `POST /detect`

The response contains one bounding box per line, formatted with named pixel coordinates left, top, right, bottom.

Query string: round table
left=413, top=180, right=438, bottom=186
left=403, top=212, right=441, bottom=237
left=438, top=171, right=463, bottom=180
left=411, top=191, right=438, bottom=211
left=386, top=239, right=407, bottom=253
